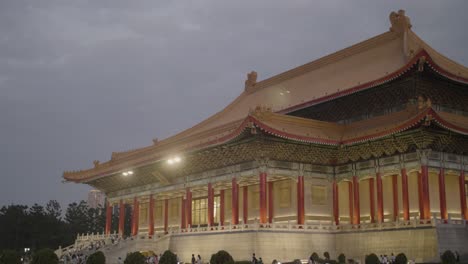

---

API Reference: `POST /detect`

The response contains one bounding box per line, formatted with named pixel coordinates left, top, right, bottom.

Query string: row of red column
left=330, top=167, right=467, bottom=225
left=105, top=167, right=467, bottom=235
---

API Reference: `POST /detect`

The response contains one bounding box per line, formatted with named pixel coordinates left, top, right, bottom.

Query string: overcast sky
left=1, top=1, right=467, bottom=208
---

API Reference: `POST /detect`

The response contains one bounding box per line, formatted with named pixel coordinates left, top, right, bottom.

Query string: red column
left=352, top=176, right=360, bottom=225
left=148, top=195, right=154, bottom=236
left=376, top=173, right=384, bottom=223
left=392, top=175, right=399, bottom=221
left=208, top=183, right=214, bottom=226
left=439, top=168, right=448, bottom=221
left=164, top=199, right=168, bottom=233
left=243, top=186, right=248, bottom=224
left=348, top=181, right=353, bottom=224
left=268, top=181, right=274, bottom=224
left=181, top=198, right=186, bottom=229
left=369, top=178, right=375, bottom=223
left=220, top=190, right=225, bottom=226
left=421, top=166, right=431, bottom=219
left=231, top=178, right=239, bottom=225
left=259, top=172, right=267, bottom=224
left=186, top=188, right=192, bottom=227
left=332, top=179, right=339, bottom=225
left=401, top=168, right=410, bottom=221
left=297, top=176, right=305, bottom=225
left=417, top=172, right=425, bottom=219
left=459, top=170, right=467, bottom=220
left=105, top=201, right=112, bottom=235
left=135, top=200, right=139, bottom=235
left=118, top=200, right=125, bottom=237
left=131, top=197, right=139, bottom=236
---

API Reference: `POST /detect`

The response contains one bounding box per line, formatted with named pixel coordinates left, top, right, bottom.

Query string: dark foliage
left=365, top=254, right=379, bottom=264
left=324, top=252, right=330, bottom=260
left=210, top=250, right=234, bottom=264
left=394, top=253, right=407, bottom=264
left=0, top=200, right=110, bottom=252
left=87, top=251, right=106, bottom=264
left=441, top=250, right=456, bottom=264
left=32, top=248, right=58, bottom=264
left=0, top=249, right=21, bottom=264
left=124, top=251, right=146, bottom=264
left=338, top=254, right=346, bottom=264
left=159, top=250, right=177, bottom=264
left=311, top=253, right=319, bottom=261
left=234, top=261, right=251, bottom=264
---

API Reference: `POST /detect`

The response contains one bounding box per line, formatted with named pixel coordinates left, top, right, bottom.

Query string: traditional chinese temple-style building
left=63, top=10, right=468, bottom=263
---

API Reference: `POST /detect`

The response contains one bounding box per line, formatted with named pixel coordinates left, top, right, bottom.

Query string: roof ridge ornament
left=244, top=71, right=258, bottom=91
left=389, top=10, right=412, bottom=34
left=390, top=10, right=414, bottom=59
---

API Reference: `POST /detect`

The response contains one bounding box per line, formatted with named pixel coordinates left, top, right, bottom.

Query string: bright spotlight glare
left=122, top=172, right=128, bottom=176
left=128, top=171, right=134, bottom=175
left=167, top=159, right=174, bottom=165
left=174, top=156, right=181, bottom=162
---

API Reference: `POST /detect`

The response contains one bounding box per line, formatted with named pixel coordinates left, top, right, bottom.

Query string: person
left=252, top=253, right=258, bottom=264
left=259, top=257, right=263, bottom=264
left=390, top=253, right=395, bottom=264
left=117, top=257, right=123, bottom=264
left=197, top=254, right=202, bottom=264
left=192, top=254, right=196, bottom=264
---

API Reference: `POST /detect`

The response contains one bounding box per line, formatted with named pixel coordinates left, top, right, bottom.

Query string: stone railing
left=169, top=216, right=467, bottom=236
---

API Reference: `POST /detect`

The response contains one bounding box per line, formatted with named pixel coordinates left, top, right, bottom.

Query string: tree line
left=0, top=200, right=133, bottom=253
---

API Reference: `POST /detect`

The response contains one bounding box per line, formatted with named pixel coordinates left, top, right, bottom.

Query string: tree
left=311, top=253, right=319, bottom=262
left=45, top=200, right=62, bottom=220
left=124, top=251, right=146, bottom=264
left=31, top=248, right=58, bottom=264
left=365, top=254, right=379, bottom=264
left=0, top=205, right=29, bottom=251
left=0, top=250, right=21, bottom=264
left=159, top=250, right=177, bottom=264
left=87, top=251, right=106, bottom=264
left=441, top=250, right=456, bottom=264
left=338, top=254, right=346, bottom=264
left=394, top=253, right=407, bottom=264
left=210, top=250, right=234, bottom=264
left=65, top=201, right=89, bottom=234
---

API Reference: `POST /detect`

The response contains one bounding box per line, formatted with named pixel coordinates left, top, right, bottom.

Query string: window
left=465, top=181, right=468, bottom=197
left=139, top=203, right=148, bottom=225
left=192, top=196, right=220, bottom=226
left=170, top=200, right=179, bottom=220
left=251, top=186, right=259, bottom=210
left=279, top=180, right=291, bottom=208
left=154, top=201, right=163, bottom=222
left=311, top=185, right=327, bottom=205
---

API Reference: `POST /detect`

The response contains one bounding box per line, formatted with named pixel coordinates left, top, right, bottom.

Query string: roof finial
left=244, top=71, right=258, bottom=91
left=389, top=10, right=412, bottom=34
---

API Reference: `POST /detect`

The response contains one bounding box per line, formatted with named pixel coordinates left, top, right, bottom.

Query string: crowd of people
left=59, top=234, right=121, bottom=264
left=252, top=253, right=264, bottom=264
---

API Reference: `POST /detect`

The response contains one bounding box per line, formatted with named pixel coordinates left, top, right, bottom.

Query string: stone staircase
left=101, top=234, right=171, bottom=264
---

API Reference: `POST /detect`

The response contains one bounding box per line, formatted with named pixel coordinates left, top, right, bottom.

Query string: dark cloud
left=1, top=0, right=467, bottom=207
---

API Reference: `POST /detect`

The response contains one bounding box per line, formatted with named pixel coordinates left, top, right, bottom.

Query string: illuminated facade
left=64, top=11, right=468, bottom=263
